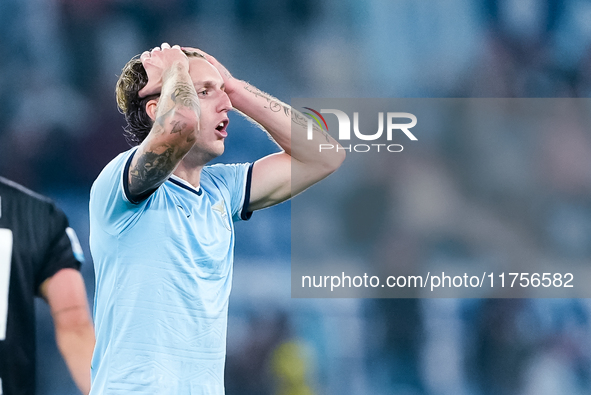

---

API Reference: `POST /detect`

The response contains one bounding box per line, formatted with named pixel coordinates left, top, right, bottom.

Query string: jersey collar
left=168, top=174, right=203, bottom=196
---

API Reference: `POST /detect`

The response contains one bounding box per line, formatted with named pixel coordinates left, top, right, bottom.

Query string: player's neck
left=173, top=163, right=203, bottom=190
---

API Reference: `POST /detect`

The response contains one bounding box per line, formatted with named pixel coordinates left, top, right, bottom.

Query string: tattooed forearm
left=153, top=79, right=199, bottom=139
left=170, top=120, right=186, bottom=134
left=269, top=101, right=283, bottom=112
left=171, top=82, right=200, bottom=112
left=154, top=113, right=195, bottom=142
left=155, top=107, right=175, bottom=128
left=243, top=83, right=266, bottom=99
left=292, top=110, right=331, bottom=142
left=244, top=83, right=290, bottom=116
left=291, top=110, right=308, bottom=128
left=129, top=148, right=177, bottom=194
left=154, top=80, right=199, bottom=129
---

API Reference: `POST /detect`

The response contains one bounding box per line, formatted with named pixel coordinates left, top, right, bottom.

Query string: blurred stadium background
left=2, top=0, right=591, bottom=394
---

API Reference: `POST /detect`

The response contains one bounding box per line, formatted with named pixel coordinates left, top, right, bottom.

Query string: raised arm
left=197, top=50, right=346, bottom=211
left=128, top=44, right=201, bottom=200
left=40, top=268, right=95, bottom=395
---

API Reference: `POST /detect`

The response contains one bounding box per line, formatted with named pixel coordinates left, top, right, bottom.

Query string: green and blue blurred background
left=2, top=0, right=591, bottom=394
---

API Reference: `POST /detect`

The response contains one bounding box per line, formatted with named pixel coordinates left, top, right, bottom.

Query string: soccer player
left=0, top=176, right=95, bottom=395
left=89, top=43, right=344, bottom=394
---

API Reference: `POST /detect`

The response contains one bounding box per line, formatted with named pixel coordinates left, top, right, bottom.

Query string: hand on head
left=138, top=43, right=189, bottom=98
left=182, top=47, right=235, bottom=93
left=138, top=44, right=236, bottom=98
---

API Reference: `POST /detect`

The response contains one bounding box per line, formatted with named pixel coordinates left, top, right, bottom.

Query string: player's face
left=187, top=57, right=232, bottom=163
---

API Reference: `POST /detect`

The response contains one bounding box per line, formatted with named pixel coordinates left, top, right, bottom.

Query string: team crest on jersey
left=212, top=200, right=231, bottom=231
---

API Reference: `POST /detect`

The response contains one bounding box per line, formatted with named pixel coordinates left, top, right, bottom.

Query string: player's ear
left=145, top=98, right=159, bottom=121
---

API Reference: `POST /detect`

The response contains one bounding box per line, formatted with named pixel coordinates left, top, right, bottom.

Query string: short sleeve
left=89, top=148, right=148, bottom=235
left=204, top=162, right=253, bottom=222
left=34, top=203, right=84, bottom=296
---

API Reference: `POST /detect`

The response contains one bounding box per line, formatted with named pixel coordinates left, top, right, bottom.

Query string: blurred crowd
left=2, top=0, right=591, bottom=394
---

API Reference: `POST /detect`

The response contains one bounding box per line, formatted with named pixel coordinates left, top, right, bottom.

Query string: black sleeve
left=240, top=163, right=254, bottom=221
left=33, top=203, right=83, bottom=296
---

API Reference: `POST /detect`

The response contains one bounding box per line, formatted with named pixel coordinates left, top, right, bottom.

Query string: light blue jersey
left=89, top=148, right=252, bottom=395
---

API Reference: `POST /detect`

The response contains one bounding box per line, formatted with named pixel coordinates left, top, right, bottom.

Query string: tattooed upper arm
left=127, top=113, right=197, bottom=200
left=127, top=147, right=176, bottom=199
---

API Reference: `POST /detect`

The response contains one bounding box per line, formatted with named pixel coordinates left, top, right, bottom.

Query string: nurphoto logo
left=303, top=108, right=417, bottom=153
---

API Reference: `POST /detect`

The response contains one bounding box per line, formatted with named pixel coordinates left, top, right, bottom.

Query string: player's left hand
left=181, top=47, right=237, bottom=95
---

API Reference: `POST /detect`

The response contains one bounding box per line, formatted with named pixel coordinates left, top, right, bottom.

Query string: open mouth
left=215, top=120, right=229, bottom=136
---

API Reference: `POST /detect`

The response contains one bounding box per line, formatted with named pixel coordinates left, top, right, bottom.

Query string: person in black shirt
left=0, top=177, right=95, bottom=395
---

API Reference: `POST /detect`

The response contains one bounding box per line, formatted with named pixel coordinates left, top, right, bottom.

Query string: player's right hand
left=139, top=43, right=188, bottom=98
